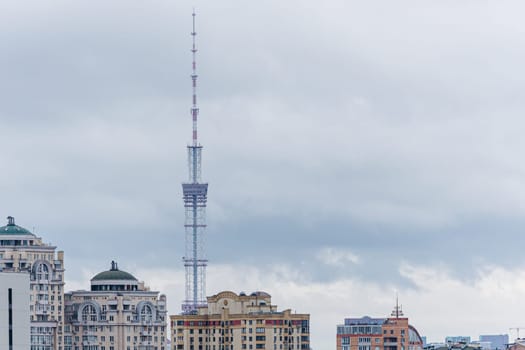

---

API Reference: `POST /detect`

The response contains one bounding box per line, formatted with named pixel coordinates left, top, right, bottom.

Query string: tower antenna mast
left=191, top=10, right=198, bottom=148
left=182, top=10, right=209, bottom=314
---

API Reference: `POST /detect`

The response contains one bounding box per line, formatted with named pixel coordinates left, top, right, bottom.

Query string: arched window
left=140, top=304, right=153, bottom=322
left=82, top=304, right=97, bottom=322
left=36, top=263, right=49, bottom=281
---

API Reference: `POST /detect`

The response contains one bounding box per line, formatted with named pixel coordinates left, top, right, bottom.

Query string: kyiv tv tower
left=181, top=11, right=209, bottom=314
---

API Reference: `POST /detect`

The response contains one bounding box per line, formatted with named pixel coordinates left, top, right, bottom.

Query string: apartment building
left=336, top=304, right=423, bottom=350
left=64, top=261, right=167, bottom=350
left=170, top=291, right=310, bottom=350
left=0, top=216, right=65, bottom=350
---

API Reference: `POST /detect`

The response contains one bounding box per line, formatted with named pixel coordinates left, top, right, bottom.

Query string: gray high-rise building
left=479, top=335, right=509, bottom=350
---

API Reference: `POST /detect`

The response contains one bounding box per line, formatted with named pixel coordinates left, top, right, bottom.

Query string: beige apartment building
left=170, top=291, right=310, bottom=350
left=64, top=261, right=167, bottom=350
left=0, top=216, right=66, bottom=350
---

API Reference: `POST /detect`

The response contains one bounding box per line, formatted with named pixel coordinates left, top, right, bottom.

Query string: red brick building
left=336, top=304, right=423, bottom=350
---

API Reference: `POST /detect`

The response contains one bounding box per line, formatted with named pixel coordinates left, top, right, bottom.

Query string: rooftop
left=91, top=261, right=138, bottom=282
left=0, top=216, right=35, bottom=236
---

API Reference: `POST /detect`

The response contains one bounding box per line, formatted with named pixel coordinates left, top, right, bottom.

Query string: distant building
left=421, top=337, right=427, bottom=347
left=479, top=335, right=508, bottom=350
left=471, top=341, right=491, bottom=350
left=64, top=261, right=168, bottom=350
left=0, top=272, right=30, bottom=350
left=446, top=337, right=471, bottom=345
left=336, top=303, right=424, bottom=350
left=507, top=340, right=525, bottom=350
left=0, top=216, right=65, bottom=350
left=425, top=343, right=481, bottom=350
left=170, top=291, right=310, bottom=350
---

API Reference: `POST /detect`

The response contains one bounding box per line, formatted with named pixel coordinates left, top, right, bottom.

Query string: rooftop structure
left=446, top=337, right=472, bottom=345
left=425, top=343, right=481, bottom=350
left=90, top=260, right=139, bottom=291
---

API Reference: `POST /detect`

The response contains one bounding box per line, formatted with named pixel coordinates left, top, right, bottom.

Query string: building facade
left=336, top=306, right=423, bottom=350
left=170, top=291, right=310, bottom=350
left=0, top=272, right=31, bottom=350
left=0, top=216, right=65, bottom=350
left=478, top=335, right=508, bottom=350
left=64, top=261, right=167, bottom=350
left=445, top=337, right=471, bottom=345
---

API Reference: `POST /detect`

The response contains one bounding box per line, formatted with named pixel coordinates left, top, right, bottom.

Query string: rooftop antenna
left=191, top=9, right=198, bottom=148
left=510, top=328, right=525, bottom=340
left=391, top=293, right=404, bottom=318
left=181, top=9, right=209, bottom=315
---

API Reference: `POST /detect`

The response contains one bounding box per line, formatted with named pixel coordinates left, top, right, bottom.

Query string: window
left=35, top=263, right=49, bottom=281
left=81, top=304, right=97, bottom=322
left=141, top=304, right=153, bottom=322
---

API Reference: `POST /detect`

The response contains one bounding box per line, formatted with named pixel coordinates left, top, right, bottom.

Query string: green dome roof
left=0, top=216, right=34, bottom=236
left=91, top=261, right=137, bottom=281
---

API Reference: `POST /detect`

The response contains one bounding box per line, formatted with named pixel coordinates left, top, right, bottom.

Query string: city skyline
left=2, top=1, right=525, bottom=349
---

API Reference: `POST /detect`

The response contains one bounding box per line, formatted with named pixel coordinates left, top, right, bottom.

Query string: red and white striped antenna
left=191, top=9, right=199, bottom=147
left=182, top=10, right=209, bottom=315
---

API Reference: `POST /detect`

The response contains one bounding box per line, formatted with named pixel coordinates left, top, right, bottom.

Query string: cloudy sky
left=2, top=0, right=525, bottom=348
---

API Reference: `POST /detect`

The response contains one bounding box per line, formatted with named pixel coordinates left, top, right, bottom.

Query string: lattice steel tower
left=182, top=11, right=208, bottom=314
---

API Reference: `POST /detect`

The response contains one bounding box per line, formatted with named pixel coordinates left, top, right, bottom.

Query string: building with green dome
left=0, top=216, right=65, bottom=350
left=64, top=261, right=167, bottom=350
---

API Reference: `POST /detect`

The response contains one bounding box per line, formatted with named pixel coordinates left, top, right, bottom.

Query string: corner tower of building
left=90, top=260, right=139, bottom=291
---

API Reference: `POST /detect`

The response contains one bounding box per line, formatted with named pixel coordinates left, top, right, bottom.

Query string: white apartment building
left=0, top=216, right=65, bottom=350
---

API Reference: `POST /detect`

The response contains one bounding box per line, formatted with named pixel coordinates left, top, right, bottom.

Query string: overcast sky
left=2, top=1, right=525, bottom=349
